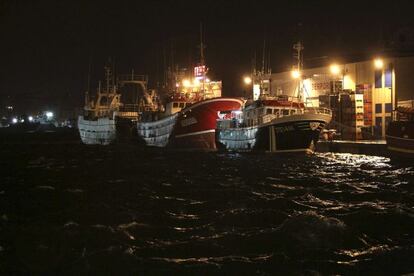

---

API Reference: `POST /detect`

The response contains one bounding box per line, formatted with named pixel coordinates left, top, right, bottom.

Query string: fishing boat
left=216, top=42, right=332, bottom=153
left=78, top=65, right=160, bottom=145
left=137, top=29, right=244, bottom=150
left=386, top=104, right=414, bottom=158
left=137, top=69, right=244, bottom=150
left=216, top=96, right=332, bottom=153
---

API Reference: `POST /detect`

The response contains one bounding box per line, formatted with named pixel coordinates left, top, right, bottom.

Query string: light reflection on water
left=1, top=144, right=413, bottom=274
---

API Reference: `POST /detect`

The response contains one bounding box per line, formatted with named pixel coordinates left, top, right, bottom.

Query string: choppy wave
left=1, top=144, right=413, bottom=274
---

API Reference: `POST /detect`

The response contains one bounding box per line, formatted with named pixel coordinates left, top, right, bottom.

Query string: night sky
left=1, top=0, right=414, bottom=115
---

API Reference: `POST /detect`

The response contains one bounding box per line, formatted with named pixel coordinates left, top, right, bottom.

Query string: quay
left=316, top=140, right=387, bottom=155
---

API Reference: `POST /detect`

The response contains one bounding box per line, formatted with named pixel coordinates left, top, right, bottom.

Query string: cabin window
left=290, top=110, right=296, bottom=115
left=173, top=102, right=179, bottom=108
left=179, top=103, right=185, bottom=108
left=266, top=108, right=272, bottom=114
left=283, top=109, right=289, bottom=116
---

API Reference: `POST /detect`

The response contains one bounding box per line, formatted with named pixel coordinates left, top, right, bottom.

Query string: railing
left=304, top=107, right=332, bottom=116
left=260, top=95, right=301, bottom=103
left=115, top=111, right=139, bottom=118
left=262, top=114, right=278, bottom=124
left=217, top=107, right=333, bottom=130
left=119, top=104, right=140, bottom=112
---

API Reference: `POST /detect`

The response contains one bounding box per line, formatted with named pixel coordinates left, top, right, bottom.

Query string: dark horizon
left=1, top=0, right=414, bottom=115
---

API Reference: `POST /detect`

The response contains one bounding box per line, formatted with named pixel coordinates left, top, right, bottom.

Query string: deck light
left=182, top=79, right=191, bottom=88
left=46, top=112, right=54, bottom=119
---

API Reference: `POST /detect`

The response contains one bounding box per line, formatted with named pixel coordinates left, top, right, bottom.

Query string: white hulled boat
left=78, top=65, right=160, bottom=145
left=216, top=95, right=332, bottom=153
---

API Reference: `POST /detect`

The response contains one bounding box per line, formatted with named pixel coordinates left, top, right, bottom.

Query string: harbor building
left=252, top=54, right=414, bottom=139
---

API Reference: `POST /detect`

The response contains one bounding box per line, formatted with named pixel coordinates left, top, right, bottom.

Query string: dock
left=316, top=140, right=387, bottom=155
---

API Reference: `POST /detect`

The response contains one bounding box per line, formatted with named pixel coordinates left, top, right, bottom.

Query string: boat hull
left=169, top=98, right=244, bottom=150
left=217, top=113, right=331, bottom=153
left=137, top=97, right=244, bottom=150
left=137, top=114, right=178, bottom=147
left=386, top=121, right=414, bottom=158
left=78, top=116, right=116, bottom=145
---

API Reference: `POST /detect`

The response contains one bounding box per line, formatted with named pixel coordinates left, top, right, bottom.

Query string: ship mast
left=199, top=22, right=206, bottom=97
left=85, top=59, right=91, bottom=108
left=261, top=38, right=265, bottom=75
left=200, top=23, right=205, bottom=67
left=293, top=41, right=304, bottom=99
left=104, top=63, right=111, bottom=107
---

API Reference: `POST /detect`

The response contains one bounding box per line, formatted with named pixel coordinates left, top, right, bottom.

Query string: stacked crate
left=319, top=94, right=339, bottom=130
left=340, top=93, right=364, bottom=140
left=356, top=84, right=373, bottom=126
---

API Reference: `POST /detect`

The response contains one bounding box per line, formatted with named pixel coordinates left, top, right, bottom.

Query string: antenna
left=163, top=44, right=167, bottom=88
left=200, top=22, right=205, bottom=66
left=104, top=59, right=112, bottom=107
left=199, top=22, right=207, bottom=97
left=112, top=58, right=115, bottom=88
left=85, top=57, right=92, bottom=107
left=293, top=41, right=304, bottom=71
left=170, top=38, right=175, bottom=90
left=267, top=37, right=271, bottom=74
left=261, top=37, right=266, bottom=74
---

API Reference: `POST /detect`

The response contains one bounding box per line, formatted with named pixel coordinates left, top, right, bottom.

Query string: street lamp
left=291, top=69, right=301, bottom=79
left=330, top=64, right=340, bottom=75
left=243, top=76, right=252, bottom=85
left=330, top=63, right=341, bottom=95
left=243, top=76, right=253, bottom=99
left=374, top=58, right=384, bottom=70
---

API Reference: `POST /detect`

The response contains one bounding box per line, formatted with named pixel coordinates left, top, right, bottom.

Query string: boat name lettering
left=181, top=117, right=198, bottom=127
left=275, top=125, right=295, bottom=133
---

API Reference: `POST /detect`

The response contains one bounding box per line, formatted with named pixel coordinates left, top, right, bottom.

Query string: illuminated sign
left=194, top=66, right=206, bottom=77
left=312, top=81, right=330, bottom=92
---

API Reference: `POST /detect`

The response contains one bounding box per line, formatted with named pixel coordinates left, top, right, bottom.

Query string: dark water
left=1, top=134, right=414, bottom=274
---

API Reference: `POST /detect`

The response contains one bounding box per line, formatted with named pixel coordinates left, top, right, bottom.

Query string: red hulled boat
left=137, top=30, right=244, bottom=150
left=169, top=97, right=244, bottom=150
left=136, top=75, right=244, bottom=150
